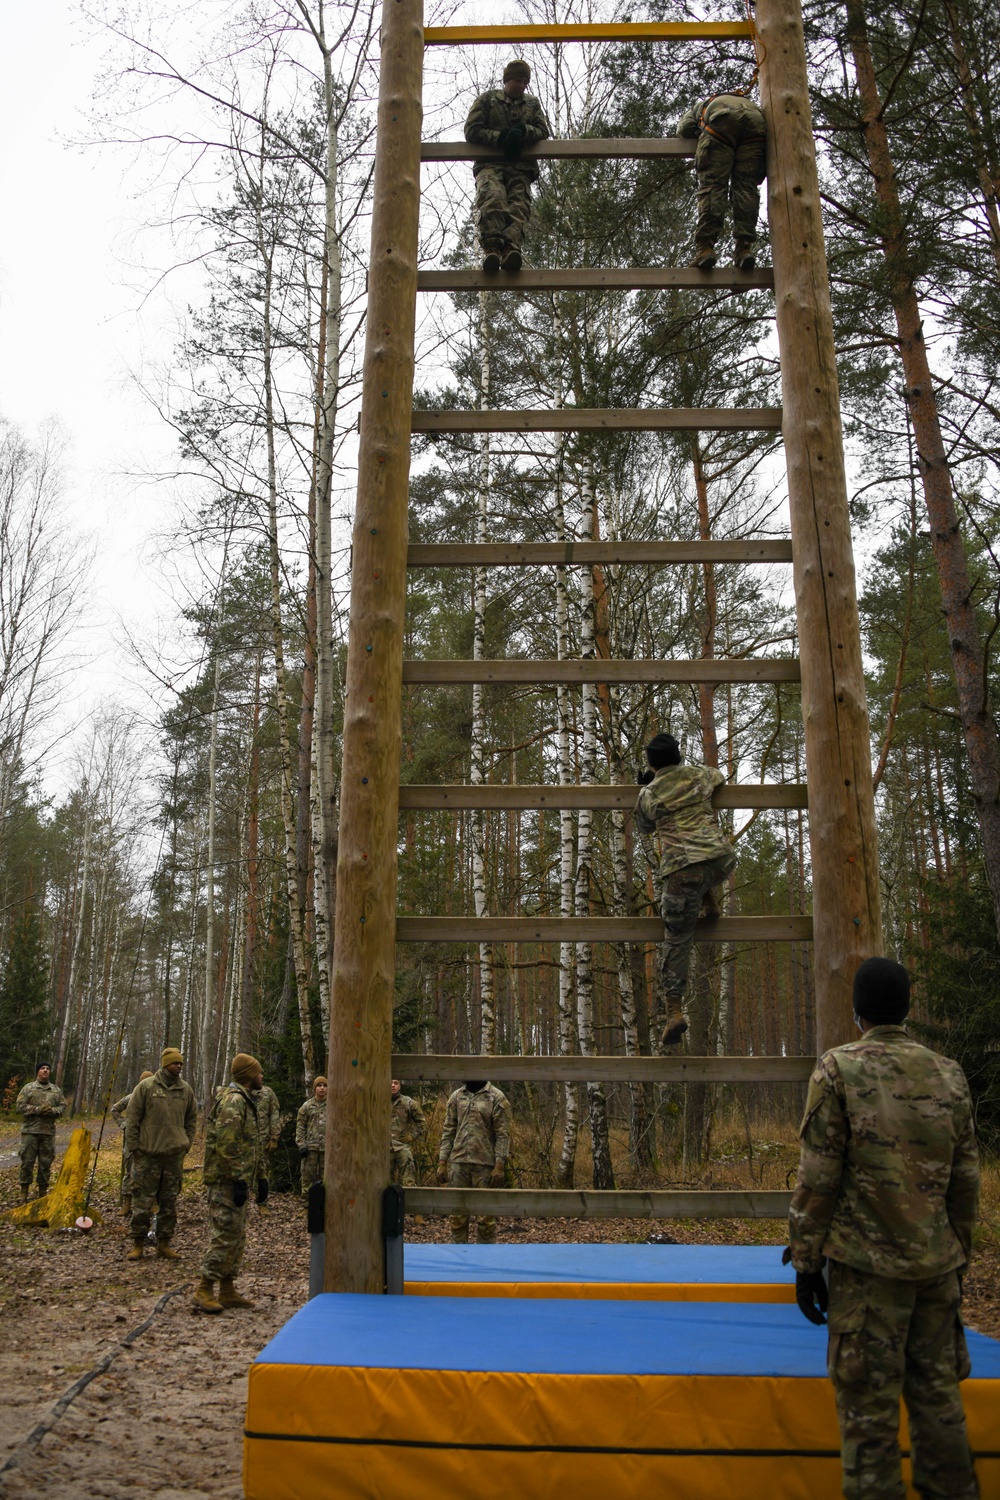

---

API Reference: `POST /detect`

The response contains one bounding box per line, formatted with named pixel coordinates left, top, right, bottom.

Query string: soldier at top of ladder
left=464, top=59, right=551, bottom=273
left=676, top=90, right=767, bottom=271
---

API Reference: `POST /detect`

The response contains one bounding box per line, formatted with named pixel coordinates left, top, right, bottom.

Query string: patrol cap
left=645, top=732, right=682, bottom=768
left=503, top=59, right=531, bottom=81
left=161, top=1046, right=184, bottom=1067
left=852, top=957, right=910, bottom=1024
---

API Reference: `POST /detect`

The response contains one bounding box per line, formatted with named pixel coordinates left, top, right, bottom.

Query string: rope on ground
left=0, top=1281, right=191, bottom=1475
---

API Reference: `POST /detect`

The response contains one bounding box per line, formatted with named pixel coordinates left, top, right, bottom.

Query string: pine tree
left=0, top=898, right=51, bottom=1087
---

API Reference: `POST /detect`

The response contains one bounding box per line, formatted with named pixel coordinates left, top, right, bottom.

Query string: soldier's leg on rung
left=475, top=167, right=510, bottom=250
left=903, top=1272, right=978, bottom=1499
left=501, top=169, right=533, bottom=248
left=694, top=134, right=733, bottom=246
left=828, top=1262, right=909, bottom=1500
left=731, top=136, right=766, bottom=244
left=660, top=866, right=706, bottom=1000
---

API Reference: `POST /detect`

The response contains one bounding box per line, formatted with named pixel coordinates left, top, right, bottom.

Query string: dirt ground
left=1, top=1124, right=997, bottom=1500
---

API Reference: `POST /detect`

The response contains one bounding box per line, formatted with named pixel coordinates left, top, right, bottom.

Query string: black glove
left=637, top=767, right=656, bottom=786
left=299, top=1146, right=310, bottom=1159
left=503, top=122, right=526, bottom=160
left=795, top=1270, right=829, bottom=1325
left=256, top=1178, right=269, bottom=1206
left=232, top=1179, right=249, bottom=1208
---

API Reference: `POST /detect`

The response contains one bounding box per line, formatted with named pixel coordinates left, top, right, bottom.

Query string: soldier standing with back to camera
left=788, top=957, right=981, bottom=1500
left=193, top=1052, right=267, bottom=1314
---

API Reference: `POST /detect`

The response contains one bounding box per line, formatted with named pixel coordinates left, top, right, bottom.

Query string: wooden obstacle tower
left=324, top=0, right=882, bottom=1293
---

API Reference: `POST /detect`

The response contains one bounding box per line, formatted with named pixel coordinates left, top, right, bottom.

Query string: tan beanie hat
left=232, top=1052, right=262, bottom=1086
left=139, top=1070, right=154, bottom=1081
left=313, top=1075, right=328, bottom=1092
left=161, top=1047, right=183, bottom=1068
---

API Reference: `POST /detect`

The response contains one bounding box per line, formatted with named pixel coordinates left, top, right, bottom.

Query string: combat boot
left=218, top=1278, right=255, bottom=1309
left=126, top=1240, right=145, bottom=1261
left=501, top=246, right=522, bottom=272
left=482, top=245, right=502, bottom=273
left=19, top=1185, right=29, bottom=1204
left=733, top=238, right=756, bottom=271
left=690, top=242, right=717, bottom=270
left=192, top=1276, right=223, bottom=1314
left=661, top=1007, right=689, bottom=1047
left=156, top=1240, right=181, bottom=1260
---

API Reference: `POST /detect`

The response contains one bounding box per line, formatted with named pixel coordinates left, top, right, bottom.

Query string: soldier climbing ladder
left=324, top=0, right=882, bottom=1294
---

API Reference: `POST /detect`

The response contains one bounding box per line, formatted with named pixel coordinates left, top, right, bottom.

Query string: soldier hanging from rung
left=676, top=89, right=767, bottom=271
left=464, top=59, right=551, bottom=274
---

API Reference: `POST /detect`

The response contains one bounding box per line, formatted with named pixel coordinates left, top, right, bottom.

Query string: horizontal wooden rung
left=422, top=139, right=695, bottom=161
left=396, top=915, right=814, bottom=943
left=413, top=407, right=783, bottom=434
left=404, top=1188, right=790, bottom=1220
left=402, top=659, right=800, bottom=685
left=398, top=783, right=809, bottom=811
left=392, top=1054, right=815, bottom=1084
left=424, top=22, right=756, bottom=44
left=418, top=268, right=773, bottom=292
left=407, top=540, right=793, bottom=566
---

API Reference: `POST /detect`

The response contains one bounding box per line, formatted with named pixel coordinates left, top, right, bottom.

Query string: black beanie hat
left=646, top=733, right=682, bottom=769
left=852, top=957, right=910, bottom=1025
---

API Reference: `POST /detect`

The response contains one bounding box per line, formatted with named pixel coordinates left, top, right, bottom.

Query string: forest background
left=1, top=0, right=998, bottom=1192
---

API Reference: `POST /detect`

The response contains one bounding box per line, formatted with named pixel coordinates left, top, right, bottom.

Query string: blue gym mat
left=403, top=1241, right=793, bottom=1284
left=255, top=1292, right=1000, bottom=1380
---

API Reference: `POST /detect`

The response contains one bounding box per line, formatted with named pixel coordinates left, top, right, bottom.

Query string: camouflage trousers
left=694, top=128, right=766, bottom=246
left=300, top=1149, right=324, bottom=1197
left=448, top=1161, right=496, bottom=1244
left=660, top=849, right=736, bottom=999
left=827, top=1261, right=978, bottom=1500
left=391, top=1143, right=417, bottom=1187
left=19, top=1131, right=55, bottom=1192
left=474, top=165, right=534, bottom=251
left=202, top=1181, right=249, bottom=1281
left=130, top=1150, right=185, bottom=1242
left=120, top=1144, right=136, bottom=1202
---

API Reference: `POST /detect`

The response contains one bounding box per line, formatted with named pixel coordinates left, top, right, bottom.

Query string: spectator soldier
left=124, top=1048, right=196, bottom=1261
left=634, top=732, right=735, bottom=1048
left=437, top=1080, right=510, bottom=1244
left=676, top=90, right=767, bottom=270
left=464, top=60, right=551, bottom=272
left=788, top=957, right=981, bottom=1500
left=252, top=1078, right=282, bottom=1199
left=296, top=1075, right=327, bottom=1196
left=16, top=1062, right=65, bottom=1203
left=111, top=1068, right=153, bottom=1216
left=390, top=1078, right=426, bottom=1187
left=194, top=1052, right=267, bottom=1314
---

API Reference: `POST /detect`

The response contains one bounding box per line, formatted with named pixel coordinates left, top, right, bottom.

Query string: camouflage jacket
left=124, top=1069, right=197, bottom=1157
left=464, top=89, right=551, bottom=178
left=391, top=1093, right=426, bottom=1149
left=677, top=94, right=766, bottom=143
left=252, top=1085, right=282, bottom=1150
left=789, top=1026, right=980, bottom=1280
left=439, top=1083, right=510, bottom=1167
left=111, top=1092, right=133, bottom=1129
left=634, top=763, right=731, bottom=875
left=204, top=1082, right=263, bottom=1185
left=16, top=1079, right=66, bottom=1136
left=295, top=1096, right=326, bottom=1152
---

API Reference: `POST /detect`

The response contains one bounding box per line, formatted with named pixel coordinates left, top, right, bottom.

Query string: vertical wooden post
left=324, top=0, right=423, bottom=1293
left=756, top=0, right=882, bottom=1053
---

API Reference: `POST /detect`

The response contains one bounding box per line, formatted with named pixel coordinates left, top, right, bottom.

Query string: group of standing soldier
left=465, top=61, right=766, bottom=274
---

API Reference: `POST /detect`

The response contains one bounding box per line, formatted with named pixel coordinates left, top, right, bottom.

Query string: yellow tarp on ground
left=404, top=1278, right=793, bottom=1302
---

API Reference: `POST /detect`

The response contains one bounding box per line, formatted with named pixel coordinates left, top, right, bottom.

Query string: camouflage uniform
left=634, top=763, right=735, bottom=1002
left=464, top=89, right=551, bottom=254
left=111, top=1090, right=135, bottom=1203
left=125, top=1068, right=197, bottom=1246
left=677, top=94, right=767, bottom=249
left=295, top=1095, right=326, bottom=1196
left=390, top=1092, right=426, bottom=1186
left=789, top=1026, right=981, bottom=1500
left=16, top=1078, right=65, bottom=1195
left=439, top=1083, right=510, bottom=1244
left=202, top=1082, right=263, bottom=1281
left=251, top=1086, right=283, bottom=1152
